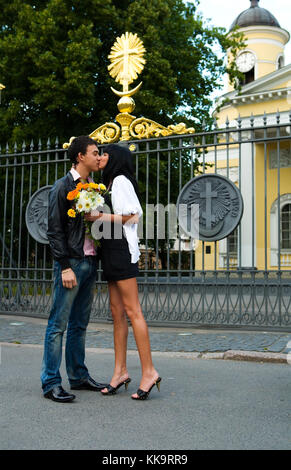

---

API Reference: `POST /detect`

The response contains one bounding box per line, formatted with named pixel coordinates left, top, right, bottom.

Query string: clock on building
left=236, top=51, right=256, bottom=73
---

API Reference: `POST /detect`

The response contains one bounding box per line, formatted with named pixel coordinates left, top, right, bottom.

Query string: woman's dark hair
left=67, top=135, right=97, bottom=166
left=102, top=144, right=140, bottom=199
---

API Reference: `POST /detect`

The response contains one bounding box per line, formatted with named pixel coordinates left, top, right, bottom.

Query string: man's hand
left=61, top=268, right=77, bottom=289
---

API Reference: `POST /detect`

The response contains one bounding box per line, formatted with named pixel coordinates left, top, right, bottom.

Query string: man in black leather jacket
left=41, top=135, right=108, bottom=402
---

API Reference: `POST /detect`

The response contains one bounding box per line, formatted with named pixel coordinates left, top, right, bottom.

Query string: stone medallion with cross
left=25, top=186, right=52, bottom=244
left=177, top=174, right=244, bottom=242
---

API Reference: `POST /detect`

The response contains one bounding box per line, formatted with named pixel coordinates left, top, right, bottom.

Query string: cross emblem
left=200, top=182, right=218, bottom=229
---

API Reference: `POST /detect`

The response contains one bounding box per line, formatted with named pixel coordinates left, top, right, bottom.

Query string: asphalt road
left=0, top=343, right=290, bottom=450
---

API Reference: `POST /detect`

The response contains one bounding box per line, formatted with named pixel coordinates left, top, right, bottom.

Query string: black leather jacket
left=47, top=172, right=85, bottom=270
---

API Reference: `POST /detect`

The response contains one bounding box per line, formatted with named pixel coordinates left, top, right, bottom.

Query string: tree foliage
left=0, top=0, right=244, bottom=145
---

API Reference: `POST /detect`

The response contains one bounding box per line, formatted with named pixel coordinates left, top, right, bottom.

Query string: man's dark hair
left=67, top=135, right=98, bottom=166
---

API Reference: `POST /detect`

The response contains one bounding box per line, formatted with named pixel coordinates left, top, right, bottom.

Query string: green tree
left=0, top=0, right=244, bottom=145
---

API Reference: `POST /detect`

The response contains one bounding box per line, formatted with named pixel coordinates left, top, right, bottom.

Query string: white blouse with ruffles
left=111, top=175, right=143, bottom=263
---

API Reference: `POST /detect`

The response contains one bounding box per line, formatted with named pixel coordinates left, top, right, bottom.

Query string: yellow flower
left=67, top=209, right=76, bottom=218
left=99, top=184, right=106, bottom=191
left=89, top=182, right=99, bottom=190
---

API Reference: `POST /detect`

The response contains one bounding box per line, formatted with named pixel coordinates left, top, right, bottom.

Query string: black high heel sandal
left=101, top=378, right=131, bottom=395
left=131, top=377, right=162, bottom=400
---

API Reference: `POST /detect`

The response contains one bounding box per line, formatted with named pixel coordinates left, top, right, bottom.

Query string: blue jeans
left=41, top=257, right=97, bottom=394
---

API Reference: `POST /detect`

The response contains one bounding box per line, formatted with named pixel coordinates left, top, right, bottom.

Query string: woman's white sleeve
left=112, top=175, right=143, bottom=216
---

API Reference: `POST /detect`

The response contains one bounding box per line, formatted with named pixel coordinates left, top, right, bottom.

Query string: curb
left=0, top=342, right=289, bottom=364
left=200, top=350, right=288, bottom=364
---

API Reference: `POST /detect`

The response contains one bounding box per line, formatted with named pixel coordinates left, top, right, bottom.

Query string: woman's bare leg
left=116, top=278, right=159, bottom=398
left=101, top=281, right=129, bottom=392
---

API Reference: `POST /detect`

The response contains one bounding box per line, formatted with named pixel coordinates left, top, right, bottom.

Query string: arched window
left=239, top=68, right=255, bottom=86
left=277, top=55, right=284, bottom=70
left=281, top=204, right=291, bottom=249
left=270, top=195, right=291, bottom=266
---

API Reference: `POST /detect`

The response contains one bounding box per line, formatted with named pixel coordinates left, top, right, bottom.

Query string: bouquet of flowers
left=66, top=181, right=107, bottom=242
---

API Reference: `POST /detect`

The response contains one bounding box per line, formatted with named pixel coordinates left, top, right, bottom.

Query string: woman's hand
left=85, top=212, right=139, bottom=224
left=84, top=211, right=102, bottom=222
left=123, top=213, right=139, bottom=225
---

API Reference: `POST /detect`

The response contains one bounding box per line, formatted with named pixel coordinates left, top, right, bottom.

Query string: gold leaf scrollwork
left=129, top=118, right=195, bottom=140
left=89, top=122, right=121, bottom=144
left=63, top=136, right=76, bottom=149
left=167, top=123, right=195, bottom=135
left=129, top=118, right=171, bottom=139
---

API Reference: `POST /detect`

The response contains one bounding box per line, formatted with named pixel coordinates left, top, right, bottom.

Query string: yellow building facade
left=195, top=0, right=291, bottom=271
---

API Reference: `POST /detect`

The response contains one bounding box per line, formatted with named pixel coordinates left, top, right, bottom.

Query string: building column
left=239, top=142, right=256, bottom=268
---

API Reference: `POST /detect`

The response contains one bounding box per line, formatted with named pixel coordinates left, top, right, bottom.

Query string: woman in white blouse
left=87, top=144, right=161, bottom=400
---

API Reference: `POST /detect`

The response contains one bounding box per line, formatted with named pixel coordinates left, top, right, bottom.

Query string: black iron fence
left=1, top=112, right=291, bottom=329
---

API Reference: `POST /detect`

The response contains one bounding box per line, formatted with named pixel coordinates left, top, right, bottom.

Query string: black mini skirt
left=100, top=237, right=139, bottom=282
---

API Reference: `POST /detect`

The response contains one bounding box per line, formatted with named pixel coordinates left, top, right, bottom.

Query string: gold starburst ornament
left=108, top=32, right=146, bottom=96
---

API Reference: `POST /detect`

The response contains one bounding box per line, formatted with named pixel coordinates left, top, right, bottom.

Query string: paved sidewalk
left=1, top=314, right=291, bottom=363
